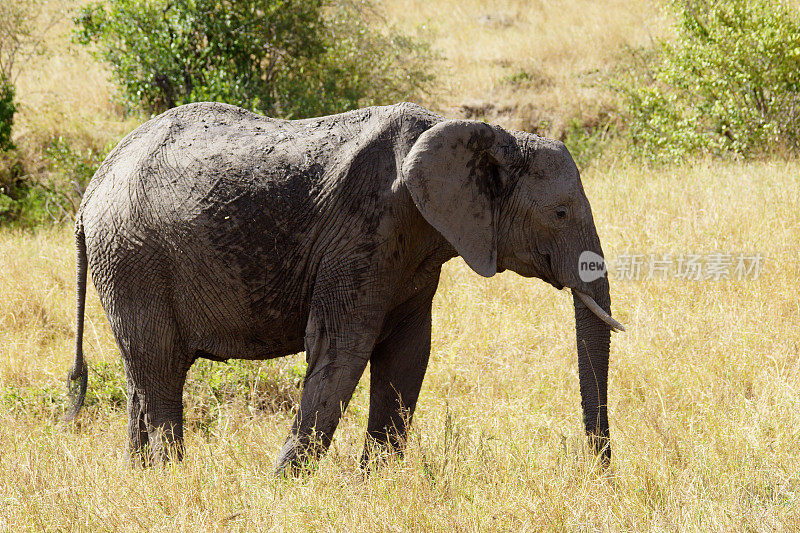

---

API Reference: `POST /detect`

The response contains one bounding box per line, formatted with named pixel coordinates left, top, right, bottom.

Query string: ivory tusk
left=573, top=290, right=626, bottom=333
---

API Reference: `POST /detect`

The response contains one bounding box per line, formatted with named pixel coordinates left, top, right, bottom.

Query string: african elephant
left=64, top=102, right=624, bottom=473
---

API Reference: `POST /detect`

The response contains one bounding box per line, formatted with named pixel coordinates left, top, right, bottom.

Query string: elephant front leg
left=362, top=286, right=434, bottom=467
left=275, top=311, right=376, bottom=475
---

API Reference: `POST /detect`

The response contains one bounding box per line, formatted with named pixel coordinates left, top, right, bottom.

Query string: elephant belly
left=180, top=303, right=308, bottom=361
left=169, top=241, right=311, bottom=362
left=193, top=333, right=306, bottom=362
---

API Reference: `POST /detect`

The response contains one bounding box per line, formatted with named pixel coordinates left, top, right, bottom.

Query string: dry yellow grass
left=1, top=159, right=799, bottom=530
left=11, top=0, right=137, bottom=170
left=382, top=0, right=671, bottom=132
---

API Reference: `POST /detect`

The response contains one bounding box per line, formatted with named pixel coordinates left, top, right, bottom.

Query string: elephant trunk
left=572, top=277, right=612, bottom=464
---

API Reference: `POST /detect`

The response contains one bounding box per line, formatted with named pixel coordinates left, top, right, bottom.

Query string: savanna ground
left=2, top=0, right=800, bottom=531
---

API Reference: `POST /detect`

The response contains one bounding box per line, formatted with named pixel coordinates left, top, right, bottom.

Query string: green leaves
left=619, top=0, right=800, bottom=160
left=74, top=0, right=434, bottom=118
left=0, top=76, right=14, bottom=152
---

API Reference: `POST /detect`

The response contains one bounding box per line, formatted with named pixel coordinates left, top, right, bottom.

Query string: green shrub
left=619, top=0, right=800, bottom=160
left=74, top=0, right=434, bottom=118
left=0, top=76, right=14, bottom=152
left=0, top=138, right=110, bottom=228
left=0, top=137, right=108, bottom=228
left=0, top=383, right=62, bottom=420
left=45, top=136, right=111, bottom=202
left=562, top=114, right=617, bottom=170
left=84, top=361, right=128, bottom=412
left=0, top=0, right=86, bottom=228
left=0, top=179, right=73, bottom=228
left=186, top=359, right=303, bottom=414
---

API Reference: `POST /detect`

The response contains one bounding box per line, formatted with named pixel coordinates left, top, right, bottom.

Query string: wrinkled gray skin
left=65, top=102, right=617, bottom=473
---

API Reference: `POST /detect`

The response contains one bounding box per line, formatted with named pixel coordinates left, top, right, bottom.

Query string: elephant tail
left=64, top=217, right=89, bottom=422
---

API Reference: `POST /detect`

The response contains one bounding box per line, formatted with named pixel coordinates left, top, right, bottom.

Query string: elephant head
left=400, top=119, right=623, bottom=462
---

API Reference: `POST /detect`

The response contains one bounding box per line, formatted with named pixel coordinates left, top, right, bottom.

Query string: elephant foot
left=359, top=434, right=406, bottom=472
left=274, top=434, right=324, bottom=477
left=126, top=440, right=185, bottom=468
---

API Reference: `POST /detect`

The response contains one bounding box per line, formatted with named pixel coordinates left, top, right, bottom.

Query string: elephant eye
left=555, top=206, right=569, bottom=220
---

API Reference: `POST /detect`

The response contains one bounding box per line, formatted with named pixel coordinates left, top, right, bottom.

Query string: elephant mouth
left=548, top=278, right=565, bottom=290
left=539, top=253, right=623, bottom=332
left=542, top=254, right=564, bottom=290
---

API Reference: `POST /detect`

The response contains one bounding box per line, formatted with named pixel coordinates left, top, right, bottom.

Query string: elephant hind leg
left=143, top=388, right=185, bottom=463
left=126, top=384, right=149, bottom=465
left=114, top=302, right=191, bottom=465
left=126, top=388, right=185, bottom=465
left=123, top=355, right=189, bottom=465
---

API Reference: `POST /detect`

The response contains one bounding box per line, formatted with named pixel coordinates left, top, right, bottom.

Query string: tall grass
left=1, top=159, right=798, bottom=530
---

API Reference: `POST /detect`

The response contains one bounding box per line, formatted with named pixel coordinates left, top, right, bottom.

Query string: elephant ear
left=400, top=120, right=519, bottom=277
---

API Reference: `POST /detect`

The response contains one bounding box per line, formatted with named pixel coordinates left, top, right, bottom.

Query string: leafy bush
left=0, top=139, right=110, bottom=228
left=0, top=182, right=54, bottom=227
left=185, top=358, right=304, bottom=425
left=562, top=112, right=617, bottom=170
left=84, top=361, right=128, bottom=411
left=1, top=383, right=62, bottom=420
left=619, top=0, right=800, bottom=160
left=0, top=178, right=78, bottom=228
left=74, top=0, right=434, bottom=118
left=0, top=76, right=14, bottom=152
left=45, top=136, right=110, bottom=203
